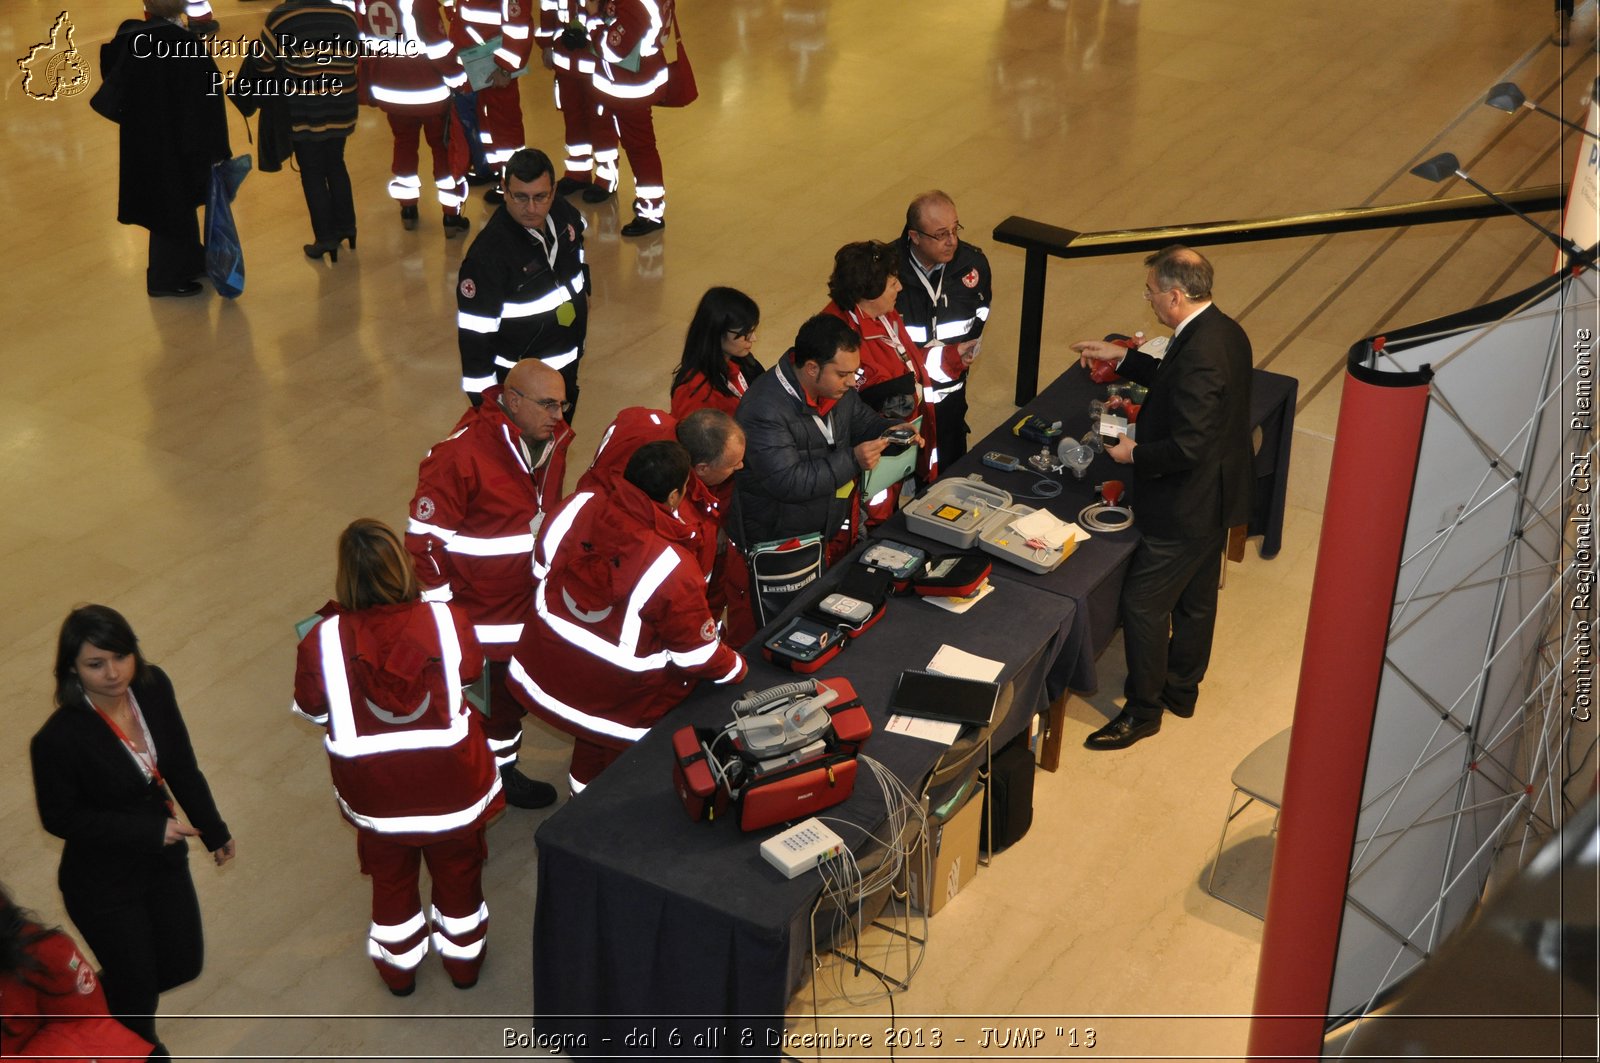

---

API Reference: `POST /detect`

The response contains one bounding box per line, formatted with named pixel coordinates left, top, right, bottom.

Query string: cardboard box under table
left=908, top=780, right=984, bottom=915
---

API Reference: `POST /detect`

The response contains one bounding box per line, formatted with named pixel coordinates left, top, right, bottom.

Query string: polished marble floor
left=1, top=0, right=1592, bottom=1058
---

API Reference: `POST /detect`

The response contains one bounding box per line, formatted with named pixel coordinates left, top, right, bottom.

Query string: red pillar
left=1247, top=360, right=1432, bottom=1060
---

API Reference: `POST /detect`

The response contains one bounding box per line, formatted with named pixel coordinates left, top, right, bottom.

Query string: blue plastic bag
left=204, top=154, right=252, bottom=299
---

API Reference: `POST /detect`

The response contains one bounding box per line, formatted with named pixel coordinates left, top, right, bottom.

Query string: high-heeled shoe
left=339, top=230, right=357, bottom=250
left=304, top=240, right=339, bottom=263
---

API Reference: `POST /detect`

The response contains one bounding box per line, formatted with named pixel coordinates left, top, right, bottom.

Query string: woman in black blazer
left=30, top=605, right=235, bottom=1056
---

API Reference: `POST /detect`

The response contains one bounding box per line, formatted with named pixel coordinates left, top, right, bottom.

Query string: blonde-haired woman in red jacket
left=293, top=519, right=505, bottom=996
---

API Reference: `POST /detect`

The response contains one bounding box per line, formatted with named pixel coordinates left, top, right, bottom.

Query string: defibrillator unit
left=671, top=677, right=873, bottom=831
left=906, top=476, right=1074, bottom=575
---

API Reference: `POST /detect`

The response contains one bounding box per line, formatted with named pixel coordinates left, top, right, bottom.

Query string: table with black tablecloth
left=530, top=544, right=1077, bottom=1058
left=881, top=363, right=1297, bottom=696
left=527, top=364, right=1296, bottom=1056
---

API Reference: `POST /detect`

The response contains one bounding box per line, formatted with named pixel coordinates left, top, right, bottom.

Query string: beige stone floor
left=1, top=0, right=1593, bottom=1059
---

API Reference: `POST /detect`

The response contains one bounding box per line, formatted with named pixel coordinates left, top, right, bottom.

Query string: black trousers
left=64, top=852, right=205, bottom=1046
left=934, top=382, right=971, bottom=465
left=1120, top=528, right=1226, bottom=722
left=294, top=137, right=356, bottom=242
left=146, top=212, right=204, bottom=292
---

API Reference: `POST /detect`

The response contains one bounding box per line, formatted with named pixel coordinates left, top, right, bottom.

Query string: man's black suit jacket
left=1115, top=304, right=1254, bottom=539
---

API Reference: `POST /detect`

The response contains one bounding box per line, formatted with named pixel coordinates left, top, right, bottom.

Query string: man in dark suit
left=1072, top=246, right=1253, bottom=750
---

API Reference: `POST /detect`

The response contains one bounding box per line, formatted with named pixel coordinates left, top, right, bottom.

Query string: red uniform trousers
left=473, top=80, right=526, bottom=169
left=712, top=544, right=758, bottom=646
left=358, top=825, right=489, bottom=991
left=568, top=739, right=620, bottom=792
left=553, top=70, right=602, bottom=183
left=592, top=96, right=664, bottom=221
left=482, top=659, right=526, bottom=769
left=386, top=106, right=469, bottom=216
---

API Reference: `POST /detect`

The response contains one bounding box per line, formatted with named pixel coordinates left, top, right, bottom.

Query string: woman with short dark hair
left=822, top=240, right=939, bottom=523
left=292, top=519, right=503, bottom=996
left=30, top=605, right=235, bottom=1058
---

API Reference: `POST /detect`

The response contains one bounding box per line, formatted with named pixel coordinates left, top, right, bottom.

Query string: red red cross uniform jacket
left=291, top=601, right=503, bottom=842
left=590, top=0, right=669, bottom=102
left=575, top=406, right=718, bottom=578
left=451, top=0, right=534, bottom=72
left=538, top=0, right=597, bottom=73
left=406, top=386, right=573, bottom=660
left=507, top=478, right=745, bottom=754
left=822, top=302, right=940, bottom=520
left=0, top=918, right=153, bottom=1061
left=358, top=0, right=464, bottom=113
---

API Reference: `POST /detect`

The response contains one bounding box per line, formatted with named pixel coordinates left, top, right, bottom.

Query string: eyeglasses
left=725, top=327, right=757, bottom=341
left=508, top=191, right=552, bottom=207
left=509, top=386, right=571, bottom=416
left=913, top=222, right=964, bottom=244
left=1143, top=284, right=1177, bottom=301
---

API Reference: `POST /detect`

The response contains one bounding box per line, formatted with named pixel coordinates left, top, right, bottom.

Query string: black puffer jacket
left=730, top=353, right=889, bottom=547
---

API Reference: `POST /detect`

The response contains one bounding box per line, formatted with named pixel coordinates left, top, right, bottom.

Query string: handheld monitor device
left=882, top=424, right=917, bottom=456
left=889, top=670, right=1001, bottom=729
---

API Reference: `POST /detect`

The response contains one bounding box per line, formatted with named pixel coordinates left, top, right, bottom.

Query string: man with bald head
left=896, top=190, right=993, bottom=463
left=406, top=358, right=574, bottom=806
left=1071, top=245, right=1253, bottom=751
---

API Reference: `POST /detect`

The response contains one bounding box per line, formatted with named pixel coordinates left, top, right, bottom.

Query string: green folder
left=861, top=416, right=923, bottom=498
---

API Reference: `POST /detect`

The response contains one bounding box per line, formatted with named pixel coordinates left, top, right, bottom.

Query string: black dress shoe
left=399, top=204, right=419, bottom=230
left=465, top=170, right=497, bottom=187
left=499, top=765, right=557, bottom=809
left=1164, top=701, right=1195, bottom=719
left=483, top=188, right=505, bottom=205
left=555, top=175, right=590, bottom=196
left=620, top=216, right=664, bottom=237
left=581, top=184, right=616, bottom=204
left=443, top=213, right=471, bottom=239
left=1084, top=710, right=1160, bottom=751
left=148, top=281, right=204, bottom=298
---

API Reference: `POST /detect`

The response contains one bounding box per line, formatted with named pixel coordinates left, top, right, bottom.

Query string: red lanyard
left=92, top=698, right=174, bottom=813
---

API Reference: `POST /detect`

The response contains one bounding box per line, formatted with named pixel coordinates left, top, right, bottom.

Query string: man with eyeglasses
left=1071, top=245, right=1253, bottom=751
left=896, top=190, right=993, bottom=464
left=406, top=358, right=575, bottom=807
left=457, top=148, right=590, bottom=418
left=732, top=315, right=895, bottom=583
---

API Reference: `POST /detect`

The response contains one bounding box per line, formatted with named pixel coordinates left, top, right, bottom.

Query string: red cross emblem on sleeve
left=367, top=1, right=400, bottom=40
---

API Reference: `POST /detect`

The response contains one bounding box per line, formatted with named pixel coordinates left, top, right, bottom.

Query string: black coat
left=102, top=19, right=231, bottom=232
left=1116, top=304, right=1254, bottom=539
left=730, top=353, right=890, bottom=546
left=31, top=665, right=231, bottom=907
left=457, top=198, right=590, bottom=395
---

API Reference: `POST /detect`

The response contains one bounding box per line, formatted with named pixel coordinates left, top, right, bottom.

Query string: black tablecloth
left=531, top=556, right=1076, bottom=1058
left=880, top=363, right=1297, bottom=693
